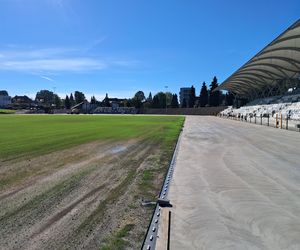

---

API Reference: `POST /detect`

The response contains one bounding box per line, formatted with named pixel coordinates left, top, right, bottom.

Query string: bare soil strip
left=0, top=139, right=170, bottom=250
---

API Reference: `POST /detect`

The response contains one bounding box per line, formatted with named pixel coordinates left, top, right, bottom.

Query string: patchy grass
left=0, top=164, right=95, bottom=223
left=77, top=168, right=137, bottom=233
left=137, top=147, right=174, bottom=201
left=139, top=165, right=170, bottom=201
left=99, top=224, right=134, bottom=250
left=0, top=115, right=184, bottom=249
left=139, top=169, right=156, bottom=199
left=0, top=115, right=184, bottom=161
left=142, top=169, right=154, bottom=182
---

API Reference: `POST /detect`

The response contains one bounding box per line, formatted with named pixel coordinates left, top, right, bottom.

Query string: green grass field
left=0, top=114, right=184, bottom=249
left=0, top=115, right=184, bottom=160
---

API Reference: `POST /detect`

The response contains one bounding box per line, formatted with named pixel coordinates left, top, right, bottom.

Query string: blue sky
left=0, top=0, right=299, bottom=100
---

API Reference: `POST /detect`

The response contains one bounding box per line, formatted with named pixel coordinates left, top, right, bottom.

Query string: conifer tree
left=189, top=85, right=196, bottom=107
left=199, top=82, right=208, bottom=107
left=70, top=93, right=75, bottom=107
left=170, top=94, right=179, bottom=108
left=90, top=96, right=97, bottom=104
left=147, top=92, right=153, bottom=102
left=209, top=76, right=220, bottom=106
left=65, top=95, right=71, bottom=109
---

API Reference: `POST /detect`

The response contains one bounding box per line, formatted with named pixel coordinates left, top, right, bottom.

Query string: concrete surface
left=168, top=116, right=300, bottom=250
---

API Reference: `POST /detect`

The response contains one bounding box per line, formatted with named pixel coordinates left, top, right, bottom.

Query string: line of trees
left=31, top=77, right=234, bottom=110
left=35, top=90, right=86, bottom=109
left=64, top=91, right=86, bottom=109
left=197, top=77, right=220, bottom=107
left=124, top=91, right=179, bottom=109
left=198, top=77, right=234, bottom=107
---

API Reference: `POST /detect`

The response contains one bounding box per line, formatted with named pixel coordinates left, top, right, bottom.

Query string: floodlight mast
left=165, top=85, right=168, bottom=113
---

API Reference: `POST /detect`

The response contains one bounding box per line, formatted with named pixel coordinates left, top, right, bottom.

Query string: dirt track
left=0, top=139, right=167, bottom=249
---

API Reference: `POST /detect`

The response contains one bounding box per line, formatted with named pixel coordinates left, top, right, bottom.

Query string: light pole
left=165, top=85, right=168, bottom=114
left=52, top=86, right=57, bottom=111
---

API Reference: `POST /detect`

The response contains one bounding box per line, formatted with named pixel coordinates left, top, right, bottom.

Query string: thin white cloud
left=0, top=46, right=140, bottom=74
left=40, top=75, right=55, bottom=82
left=0, top=58, right=106, bottom=72
left=0, top=47, right=77, bottom=59
left=112, top=60, right=140, bottom=67
left=0, top=47, right=102, bottom=73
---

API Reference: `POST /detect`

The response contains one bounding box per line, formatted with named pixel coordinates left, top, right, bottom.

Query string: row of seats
left=246, top=93, right=300, bottom=106
left=221, top=101, right=300, bottom=121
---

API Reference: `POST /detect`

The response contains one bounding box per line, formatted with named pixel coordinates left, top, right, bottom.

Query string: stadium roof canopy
left=217, top=19, right=300, bottom=97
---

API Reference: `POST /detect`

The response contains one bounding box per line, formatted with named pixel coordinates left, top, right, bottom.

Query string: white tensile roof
left=217, top=19, right=300, bottom=96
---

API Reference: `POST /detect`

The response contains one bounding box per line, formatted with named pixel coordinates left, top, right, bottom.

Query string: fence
left=220, top=113, right=300, bottom=132
left=142, top=106, right=227, bottom=115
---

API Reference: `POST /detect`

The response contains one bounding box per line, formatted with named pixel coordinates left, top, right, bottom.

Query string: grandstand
left=93, top=106, right=137, bottom=114
left=217, top=19, right=300, bottom=128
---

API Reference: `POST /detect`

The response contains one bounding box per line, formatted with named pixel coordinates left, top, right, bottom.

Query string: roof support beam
left=228, top=77, right=267, bottom=88
left=258, top=47, right=300, bottom=57
left=230, top=72, right=274, bottom=82
left=237, top=68, right=284, bottom=79
left=250, top=56, right=300, bottom=72
left=240, top=64, right=291, bottom=78
left=224, top=80, right=263, bottom=91
left=271, top=34, right=300, bottom=46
